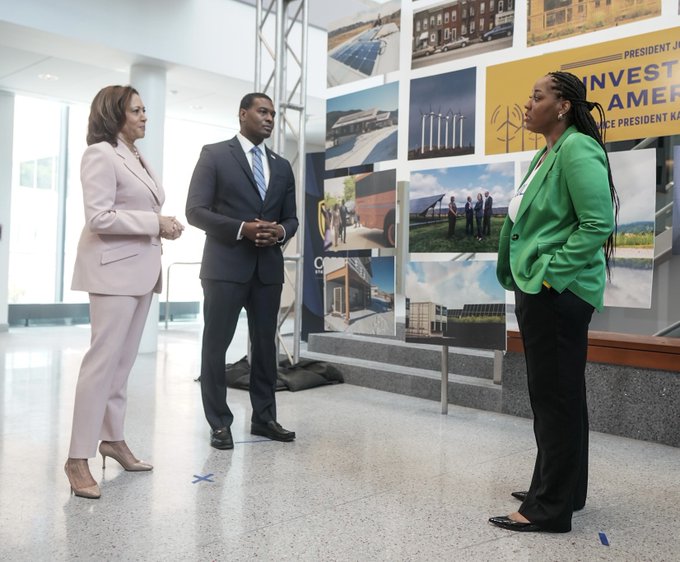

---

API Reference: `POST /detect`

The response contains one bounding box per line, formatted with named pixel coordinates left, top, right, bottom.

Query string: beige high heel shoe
left=64, top=458, right=101, bottom=499
left=99, top=441, right=153, bottom=471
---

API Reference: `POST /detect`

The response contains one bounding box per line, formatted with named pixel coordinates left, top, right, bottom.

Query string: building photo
left=323, top=256, right=395, bottom=335
left=412, top=0, right=515, bottom=69
left=325, top=81, right=399, bottom=170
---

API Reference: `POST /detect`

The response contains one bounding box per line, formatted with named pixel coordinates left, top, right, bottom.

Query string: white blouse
left=508, top=153, right=547, bottom=222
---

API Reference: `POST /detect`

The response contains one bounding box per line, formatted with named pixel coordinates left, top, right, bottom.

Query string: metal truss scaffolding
left=254, top=0, right=308, bottom=365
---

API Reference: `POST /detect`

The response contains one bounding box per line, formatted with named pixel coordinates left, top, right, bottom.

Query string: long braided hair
left=548, top=71, right=619, bottom=277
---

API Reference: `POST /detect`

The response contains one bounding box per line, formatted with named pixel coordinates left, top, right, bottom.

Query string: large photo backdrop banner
left=486, top=26, right=680, bottom=155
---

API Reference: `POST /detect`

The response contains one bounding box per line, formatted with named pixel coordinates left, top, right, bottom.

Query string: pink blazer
left=71, top=141, right=165, bottom=296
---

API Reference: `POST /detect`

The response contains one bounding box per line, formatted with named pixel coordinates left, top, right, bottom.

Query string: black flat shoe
left=489, top=515, right=542, bottom=532
left=210, top=427, right=234, bottom=450
left=512, top=490, right=584, bottom=511
left=251, top=420, right=296, bottom=442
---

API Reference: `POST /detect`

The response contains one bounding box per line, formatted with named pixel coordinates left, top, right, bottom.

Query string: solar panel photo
left=331, top=41, right=381, bottom=76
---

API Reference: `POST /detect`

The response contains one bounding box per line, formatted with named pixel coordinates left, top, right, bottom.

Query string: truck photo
left=355, top=170, right=397, bottom=247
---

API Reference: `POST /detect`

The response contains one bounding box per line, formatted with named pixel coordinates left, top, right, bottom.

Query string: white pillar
left=130, top=64, right=167, bottom=353
left=421, top=114, right=426, bottom=154
left=452, top=115, right=458, bottom=149
left=459, top=115, right=465, bottom=148
left=0, top=91, right=14, bottom=331
left=429, top=113, right=434, bottom=151
left=444, top=117, right=449, bottom=149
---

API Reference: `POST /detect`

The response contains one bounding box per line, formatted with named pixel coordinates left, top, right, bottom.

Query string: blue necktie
left=251, top=146, right=267, bottom=200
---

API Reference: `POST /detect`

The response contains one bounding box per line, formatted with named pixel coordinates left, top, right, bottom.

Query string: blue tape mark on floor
left=192, top=473, right=214, bottom=484
left=599, top=532, right=609, bottom=546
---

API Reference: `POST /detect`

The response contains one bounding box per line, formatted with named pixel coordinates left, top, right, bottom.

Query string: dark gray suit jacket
left=185, top=136, right=298, bottom=284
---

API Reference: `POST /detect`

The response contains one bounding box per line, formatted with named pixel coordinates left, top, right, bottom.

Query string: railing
left=164, top=257, right=303, bottom=365
left=164, top=261, right=201, bottom=330
left=655, top=320, right=680, bottom=338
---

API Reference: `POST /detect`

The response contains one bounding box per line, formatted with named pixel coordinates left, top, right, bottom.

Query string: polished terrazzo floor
left=1, top=321, right=679, bottom=561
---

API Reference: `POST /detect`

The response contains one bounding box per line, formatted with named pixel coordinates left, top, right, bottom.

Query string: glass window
left=159, top=118, right=237, bottom=303
left=63, top=103, right=90, bottom=303
left=9, top=96, right=62, bottom=303
left=9, top=93, right=236, bottom=310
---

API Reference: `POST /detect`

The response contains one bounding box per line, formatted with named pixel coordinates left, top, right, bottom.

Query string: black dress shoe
left=210, top=427, right=234, bottom=450
left=489, top=515, right=542, bottom=532
left=251, top=421, right=296, bottom=442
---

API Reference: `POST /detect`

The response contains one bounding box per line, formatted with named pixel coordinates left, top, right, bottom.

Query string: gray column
left=0, top=91, right=15, bottom=331
left=130, top=64, right=167, bottom=353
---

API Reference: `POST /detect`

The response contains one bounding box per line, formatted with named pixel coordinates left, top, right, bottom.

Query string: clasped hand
left=243, top=219, right=282, bottom=247
left=159, top=215, right=185, bottom=240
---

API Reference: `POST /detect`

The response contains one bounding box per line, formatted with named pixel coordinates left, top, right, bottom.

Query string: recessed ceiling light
left=190, top=104, right=204, bottom=110
left=38, top=73, right=59, bottom=81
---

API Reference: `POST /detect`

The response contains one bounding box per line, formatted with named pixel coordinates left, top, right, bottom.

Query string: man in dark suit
left=186, top=93, right=298, bottom=449
left=483, top=190, right=493, bottom=236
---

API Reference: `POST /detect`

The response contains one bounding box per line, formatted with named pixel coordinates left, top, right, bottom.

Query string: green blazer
left=496, top=126, right=614, bottom=311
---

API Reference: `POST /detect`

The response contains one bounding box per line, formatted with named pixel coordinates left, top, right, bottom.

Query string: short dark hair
left=239, top=92, right=273, bottom=112
left=86, top=85, right=139, bottom=146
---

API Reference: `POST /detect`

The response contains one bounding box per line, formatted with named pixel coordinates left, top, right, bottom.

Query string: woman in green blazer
left=490, top=72, right=618, bottom=533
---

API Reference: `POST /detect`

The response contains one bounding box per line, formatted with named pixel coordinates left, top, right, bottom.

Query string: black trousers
left=465, top=215, right=473, bottom=235
left=514, top=287, right=593, bottom=532
left=200, top=276, right=282, bottom=430
left=483, top=213, right=491, bottom=235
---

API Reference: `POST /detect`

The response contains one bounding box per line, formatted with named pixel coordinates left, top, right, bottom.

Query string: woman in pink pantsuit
left=65, top=85, right=184, bottom=499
